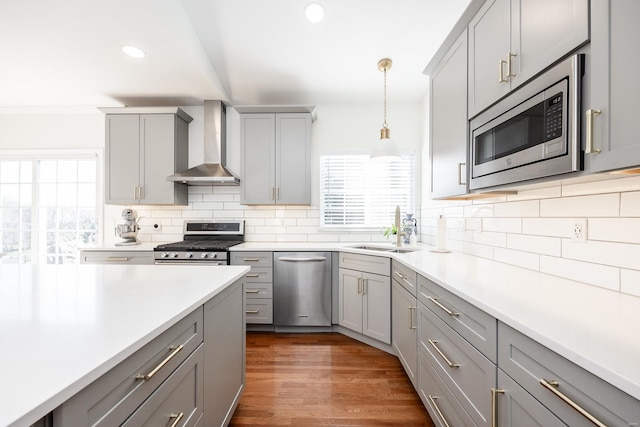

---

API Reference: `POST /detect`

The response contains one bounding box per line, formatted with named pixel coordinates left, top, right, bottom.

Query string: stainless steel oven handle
left=155, top=261, right=224, bottom=265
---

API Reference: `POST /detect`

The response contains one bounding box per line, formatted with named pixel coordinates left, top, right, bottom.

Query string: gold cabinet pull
left=491, top=388, right=505, bottom=427
left=427, top=296, right=459, bottom=317
left=246, top=310, right=259, bottom=314
left=169, top=412, right=184, bottom=427
left=427, top=395, right=451, bottom=427
left=104, top=257, right=129, bottom=262
left=243, top=258, right=260, bottom=262
left=586, top=109, right=602, bottom=154
left=499, top=59, right=508, bottom=83
left=507, top=52, right=517, bottom=78
left=246, top=273, right=260, bottom=277
left=272, top=187, right=276, bottom=200
left=139, top=186, right=144, bottom=200
left=395, top=271, right=414, bottom=287
left=134, top=186, right=139, bottom=200
left=276, top=187, right=280, bottom=200
left=540, top=379, right=607, bottom=427
left=135, top=345, right=183, bottom=381
left=428, top=339, right=460, bottom=368
left=409, top=307, right=417, bottom=330
left=457, top=162, right=466, bottom=185
left=245, top=289, right=260, bottom=294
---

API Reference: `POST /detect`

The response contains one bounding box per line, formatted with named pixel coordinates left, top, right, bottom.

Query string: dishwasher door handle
left=278, top=257, right=327, bottom=262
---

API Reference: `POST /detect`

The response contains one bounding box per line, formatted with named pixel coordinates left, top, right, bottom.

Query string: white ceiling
left=0, top=0, right=470, bottom=109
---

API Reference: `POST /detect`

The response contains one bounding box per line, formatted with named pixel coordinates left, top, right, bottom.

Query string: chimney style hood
left=168, top=100, right=240, bottom=185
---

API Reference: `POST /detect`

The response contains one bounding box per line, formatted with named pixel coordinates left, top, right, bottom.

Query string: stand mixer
left=115, top=208, right=142, bottom=246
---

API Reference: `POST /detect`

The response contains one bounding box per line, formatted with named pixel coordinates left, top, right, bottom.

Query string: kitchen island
left=0, top=263, right=249, bottom=427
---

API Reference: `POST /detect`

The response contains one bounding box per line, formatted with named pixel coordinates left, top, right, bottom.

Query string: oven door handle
left=155, top=261, right=225, bottom=265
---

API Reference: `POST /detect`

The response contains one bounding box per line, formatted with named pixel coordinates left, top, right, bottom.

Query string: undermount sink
left=348, top=244, right=417, bottom=254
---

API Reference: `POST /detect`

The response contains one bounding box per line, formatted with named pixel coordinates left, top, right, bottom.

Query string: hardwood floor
left=229, top=332, right=435, bottom=426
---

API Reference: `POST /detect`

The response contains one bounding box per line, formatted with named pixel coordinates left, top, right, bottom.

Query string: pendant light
left=370, top=58, right=401, bottom=160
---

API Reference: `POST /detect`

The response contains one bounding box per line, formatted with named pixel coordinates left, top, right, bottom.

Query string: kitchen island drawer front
left=418, top=350, right=477, bottom=427
left=245, top=281, right=273, bottom=299
left=80, top=250, right=154, bottom=265
left=246, top=299, right=273, bottom=324
left=54, top=307, right=203, bottom=426
left=418, top=275, right=497, bottom=362
left=499, top=322, right=640, bottom=426
left=418, top=302, right=495, bottom=427
left=339, top=252, right=390, bottom=277
left=231, top=252, right=273, bottom=268
left=392, top=260, right=417, bottom=296
left=243, top=267, right=273, bottom=283
left=122, top=345, right=203, bottom=427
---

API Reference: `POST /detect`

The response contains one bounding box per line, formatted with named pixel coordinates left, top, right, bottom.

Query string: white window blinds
left=320, top=153, right=415, bottom=229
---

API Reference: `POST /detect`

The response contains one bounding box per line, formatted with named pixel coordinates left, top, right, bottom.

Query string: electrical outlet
left=571, top=219, right=587, bottom=242
left=149, top=223, right=162, bottom=234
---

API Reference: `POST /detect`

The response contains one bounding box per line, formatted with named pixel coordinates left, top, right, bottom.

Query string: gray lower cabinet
left=79, top=250, right=154, bottom=265
left=338, top=252, right=391, bottom=344
left=586, top=0, right=640, bottom=173
left=203, top=280, right=245, bottom=427
left=101, top=108, right=191, bottom=206
left=391, top=260, right=417, bottom=297
left=498, top=322, right=640, bottom=426
left=53, top=278, right=245, bottom=427
left=240, top=113, right=311, bottom=205
left=231, top=252, right=274, bottom=324
left=391, top=280, right=417, bottom=387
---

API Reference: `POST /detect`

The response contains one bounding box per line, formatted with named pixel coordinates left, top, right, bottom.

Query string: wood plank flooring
left=229, top=332, right=435, bottom=426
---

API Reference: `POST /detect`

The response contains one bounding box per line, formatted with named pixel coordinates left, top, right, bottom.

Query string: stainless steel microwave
left=469, top=54, right=584, bottom=190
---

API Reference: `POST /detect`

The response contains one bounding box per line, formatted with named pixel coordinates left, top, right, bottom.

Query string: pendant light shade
left=370, top=58, right=401, bottom=160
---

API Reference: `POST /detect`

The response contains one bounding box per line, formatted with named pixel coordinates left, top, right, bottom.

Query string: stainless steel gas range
left=154, top=220, right=244, bottom=264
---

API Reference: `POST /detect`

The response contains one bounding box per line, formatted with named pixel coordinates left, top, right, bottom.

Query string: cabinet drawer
left=244, top=281, right=273, bottom=299
left=392, top=260, right=417, bottom=296
left=246, top=298, right=273, bottom=324
left=243, top=267, right=273, bottom=283
left=339, top=252, right=390, bottom=277
left=80, top=250, right=154, bottom=265
left=122, top=345, right=203, bottom=427
left=230, top=251, right=273, bottom=268
left=418, top=302, right=495, bottom=427
left=499, top=322, right=640, bottom=426
left=54, top=308, right=203, bottom=426
left=418, top=275, right=497, bottom=362
left=418, top=350, right=477, bottom=427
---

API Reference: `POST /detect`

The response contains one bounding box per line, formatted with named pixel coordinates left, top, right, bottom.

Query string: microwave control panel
left=544, top=93, right=563, bottom=141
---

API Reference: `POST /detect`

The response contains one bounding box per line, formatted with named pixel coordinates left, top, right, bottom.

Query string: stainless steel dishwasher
left=273, top=252, right=332, bottom=326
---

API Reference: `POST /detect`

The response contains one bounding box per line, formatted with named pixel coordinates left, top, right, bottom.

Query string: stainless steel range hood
left=167, top=100, right=240, bottom=185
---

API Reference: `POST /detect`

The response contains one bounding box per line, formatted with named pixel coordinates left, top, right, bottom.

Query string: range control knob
left=210, top=253, right=218, bottom=259
left=161, top=252, right=169, bottom=258
left=201, top=253, right=208, bottom=259
left=185, top=253, right=193, bottom=259
left=171, top=253, right=178, bottom=258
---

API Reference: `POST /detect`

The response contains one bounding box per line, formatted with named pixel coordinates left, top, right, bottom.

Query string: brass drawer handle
left=427, top=296, right=459, bottom=317
left=394, top=271, right=414, bottom=287
left=586, top=109, right=602, bottom=154
left=427, top=395, right=451, bottom=427
left=105, top=257, right=129, bottom=262
left=428, top=339, right=459, bottom=368
left=540, top=379, right=607, bottom=427
left=246, top=273, right=260, bottom=277
left=135, top=345, right=183, bottom=381
left=245, top=289, right=260, bottom=294
left=457, top=162, right=466, bottom=185
left=491, top=388, right=505, bottom=427
left=246, top=310, right=259, bottom=314
left=409, top=307, right=417, bottom=330
left=169, top=412, right=184, bottom=427
left=243, top=258, right=260, bottom=262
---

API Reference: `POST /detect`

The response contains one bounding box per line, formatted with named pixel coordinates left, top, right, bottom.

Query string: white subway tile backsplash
left=286, top=225, right=319, bottom=234
left=589, top=218, right=640, bottom=244
left=522, top=218, right=575, bottom=238
left=562, top=239, right=640, bottom=270
left=493, top=200, right=539, bottom=217
left=506, top=185, right=561, bottom=201
left=620, top=191, right=640, bottom=216
left=463, top=204, right=494, bottom=218
left=462, top=242, right=494, bottom=260
left=507, top=234, right=561, bottom=256
left=191, top=202, right=224, bottom=210
left=621, top=269, right=640, bottom=297
left=202, top=193, right=235, bottom=202
left=494, top=248, right=539, bottom=271
left=539, top=255, right=619, bottom=291
left=562, top=175, right=640, bottom=197
left=473, top=231, right=507, bottom=247
left=482, top=218, right=522, bottom=233
left=540, top=193, right=619, bottom=217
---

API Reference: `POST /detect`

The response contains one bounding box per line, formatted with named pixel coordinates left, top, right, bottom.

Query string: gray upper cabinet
left=103, top=108, right=191, bottom=205
left=240, top=113, right=311, bottom=205
left=468, top=0, right=588, bottom=118
left=586, top=0, right=640, bottom=173
left=430, top=29, right=469, bottom=199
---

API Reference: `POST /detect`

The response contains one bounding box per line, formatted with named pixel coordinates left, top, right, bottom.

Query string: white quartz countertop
left=233, top=241, right=640, bottom=401
left=0, top=264, right=249, bottom=427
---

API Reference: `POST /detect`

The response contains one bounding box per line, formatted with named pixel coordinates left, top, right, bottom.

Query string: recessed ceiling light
left=304, top=3, right=324, bottom=23
left=121, top=45, right=145, bottom=58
